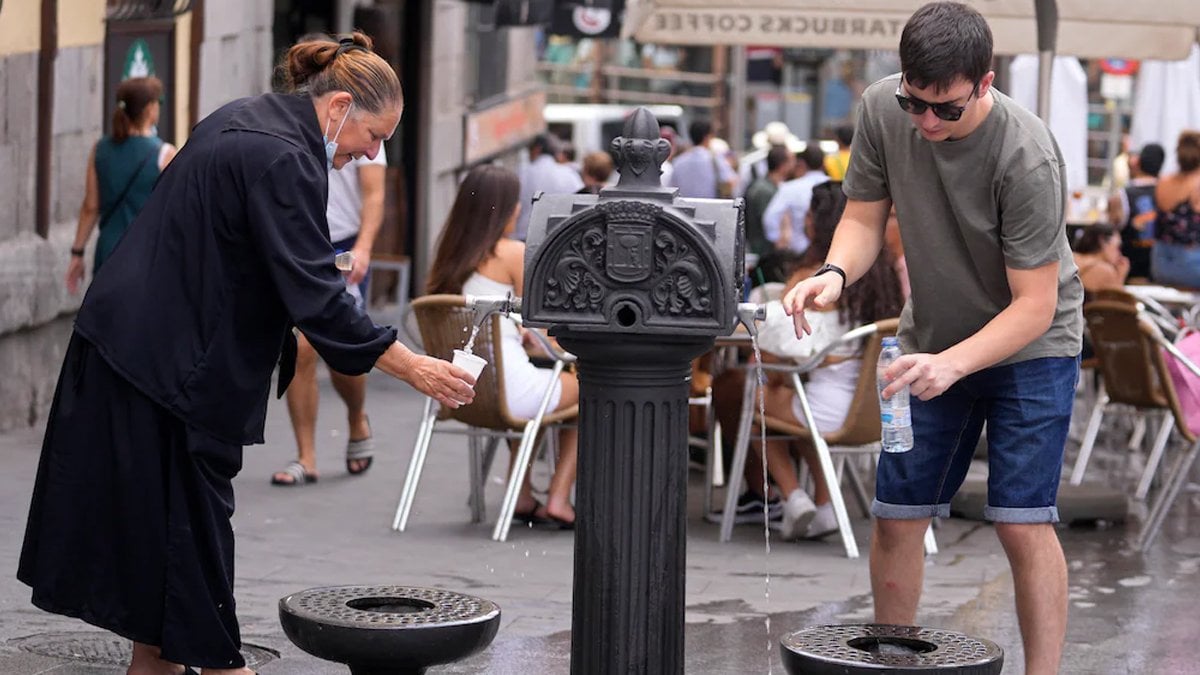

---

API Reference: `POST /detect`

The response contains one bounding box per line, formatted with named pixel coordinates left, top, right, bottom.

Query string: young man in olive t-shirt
left=783, top=4, right=1082, bottom=674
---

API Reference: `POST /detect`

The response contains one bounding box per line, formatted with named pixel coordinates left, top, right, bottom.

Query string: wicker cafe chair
left=1071, top=301, right=1200, bottom=550
left=1071, top=299, right=1189, bottom=500
left=391, top=294, right=577, bottom=542
left=720, top=318, right=938, bottom=559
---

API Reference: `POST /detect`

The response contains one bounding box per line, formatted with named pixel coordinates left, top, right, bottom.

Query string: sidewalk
left=0, top=371, right=1196, bottom=673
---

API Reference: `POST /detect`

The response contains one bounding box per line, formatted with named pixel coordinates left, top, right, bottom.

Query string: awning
left=624, top=0, right=1200, bottom=61
left=106, top=0, right=194, bottom=22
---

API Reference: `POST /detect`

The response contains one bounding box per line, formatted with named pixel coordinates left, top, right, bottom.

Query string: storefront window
left=466, top=3, right=509, bottom=106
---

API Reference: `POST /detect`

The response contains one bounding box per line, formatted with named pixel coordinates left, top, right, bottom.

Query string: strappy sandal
left=271, top=460, right=318, bottom=486
left=346, top=424, right=375, bottom=476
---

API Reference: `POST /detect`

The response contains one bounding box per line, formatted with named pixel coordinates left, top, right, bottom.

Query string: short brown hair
left=582, top=151, right=614, bottom=184
left=1177, top=130, right=1200, bottom=173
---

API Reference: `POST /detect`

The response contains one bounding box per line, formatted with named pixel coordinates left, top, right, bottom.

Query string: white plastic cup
left=452, top=349, right=487, bottom=384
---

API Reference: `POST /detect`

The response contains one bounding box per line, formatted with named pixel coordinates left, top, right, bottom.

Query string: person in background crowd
left=784, top=5, right=1082, bottom=672
left=741, top=121, right=798, bottom=191
left=823, top=125, right=854, bottom=181
left=271, top=36, right=389, bottom=487
left=1072, top=224, right=1130, bottom=299
left=515, top=133, right=583, bottom=241
left=743, top=146, right=795, bottom=257
left=66, top=76, right=177, bottom=294
left=21, top=33, right=475, bottom=675
left=763, top=144, right=829, bottom=252
left=427, top=165, right=581, bottom=528
left=559, top=141, right=578, bottom=170
left=668, top=118, right=737, bottom=199
left=1152, top=130, right=1200, bottom=289
left=884, top=205, right=911, bottom=299
left=659, top=125, right=679, bottom=187
left=752, top=181, right=905, bottom=540
left=1108, top=143, right=1164, bottom=280
left=578, top=151, right=614, bottom=194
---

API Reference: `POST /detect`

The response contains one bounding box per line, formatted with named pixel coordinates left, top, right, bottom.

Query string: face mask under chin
left=323, top=101, right=354, bottom=171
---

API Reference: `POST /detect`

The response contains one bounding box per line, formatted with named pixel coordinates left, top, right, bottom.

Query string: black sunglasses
left=894, top=81, right=977, bottom=122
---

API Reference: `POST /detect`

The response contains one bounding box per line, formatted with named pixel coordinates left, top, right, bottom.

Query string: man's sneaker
left=804, top=504, right=839, bottom=539
left=779, top=489, right=818, bottom=541
left=704, top=491, right=782, bottom=525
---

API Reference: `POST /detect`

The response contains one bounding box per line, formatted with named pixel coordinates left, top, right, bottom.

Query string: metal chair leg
left=719, top=369, right=759, bottom=542
left=843, top=454, right=872, bottom=517
left=493, top=422, right=541, bottom=542
left=923, top=523, right=939, bottom=556
left=1136, top=414, right=1175, bottom=501
left=481, top=436, right=500, bottom=480
left=1128, top=413, right=1148, bottom=452
left=794, top=373, right=859, bottom=559
left=392, top=397, right=438, bottom=531
left=1140, top=439, right=1200, bottom=551
left=493, top=360, right=565, bottom=542
left=1069, top=389, right=1109, bottom=485
left=468, top=436, right=485, bottom=523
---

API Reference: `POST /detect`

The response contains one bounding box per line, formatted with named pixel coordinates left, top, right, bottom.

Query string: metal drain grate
left=281, top=585, right=500, bottom=629
left=9, top=632, right=279, bottom=668
left=781, top=624, right=1003, bottom=671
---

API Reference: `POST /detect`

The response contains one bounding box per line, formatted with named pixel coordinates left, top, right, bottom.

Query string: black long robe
left=18, top=93, right=395, bottom=668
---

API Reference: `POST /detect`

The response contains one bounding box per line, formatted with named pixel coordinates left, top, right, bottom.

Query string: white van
left=544, top=103, right=686, bottom=157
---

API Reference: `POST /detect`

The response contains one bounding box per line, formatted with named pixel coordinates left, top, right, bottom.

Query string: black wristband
left=70, top=247, right=85, bottom=257
left=813, top=263, right=847, bottom=291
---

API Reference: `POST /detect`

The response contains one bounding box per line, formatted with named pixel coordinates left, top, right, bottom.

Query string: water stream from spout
left=463, top=324, right=482, bottom=355
left=750, top=335, right=772, bottom=674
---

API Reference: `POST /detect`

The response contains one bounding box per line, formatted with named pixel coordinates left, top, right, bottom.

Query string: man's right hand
left=781, top=273, right=843, bottom=338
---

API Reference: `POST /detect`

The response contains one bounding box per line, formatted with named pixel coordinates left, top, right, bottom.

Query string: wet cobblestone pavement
left=1, top=373, right=1196, bottom=673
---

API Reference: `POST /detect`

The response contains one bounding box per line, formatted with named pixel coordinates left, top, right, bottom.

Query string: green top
left=93, top=135, right=162, bottom=270
left=843, top=74, right=1083, bottom=364
left=742, top=177, right=778, bottom=257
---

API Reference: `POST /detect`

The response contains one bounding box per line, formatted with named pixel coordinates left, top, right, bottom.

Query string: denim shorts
left=871, top=356, right=1079, bottom=524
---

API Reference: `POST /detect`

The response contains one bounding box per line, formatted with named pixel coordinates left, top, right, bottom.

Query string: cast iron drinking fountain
left=519, top=107, right=758, bottom=673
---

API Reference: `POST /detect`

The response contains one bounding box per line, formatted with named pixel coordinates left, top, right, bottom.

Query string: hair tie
left=335, top=37, right=367, bottom=58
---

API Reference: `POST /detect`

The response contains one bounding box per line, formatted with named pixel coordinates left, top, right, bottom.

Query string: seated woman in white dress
left=751, top=181, right=904, bottom=541
left=426, top=165, right=580, bottom=528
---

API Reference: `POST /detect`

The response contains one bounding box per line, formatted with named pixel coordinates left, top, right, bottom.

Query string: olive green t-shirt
left=843, top=74, right=1083, bottom=364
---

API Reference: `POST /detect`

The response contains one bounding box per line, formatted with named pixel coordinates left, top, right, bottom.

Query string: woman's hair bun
left=276, top=31, right=400, bottom=114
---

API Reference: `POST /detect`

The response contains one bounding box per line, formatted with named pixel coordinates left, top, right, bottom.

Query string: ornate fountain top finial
left=610, top=107, right=673, bottom=191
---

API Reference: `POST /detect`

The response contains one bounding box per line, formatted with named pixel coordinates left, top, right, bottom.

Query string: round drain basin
left=9, top=631, right=278, bottom=668
left=279, top=585, right=500, bottom=673
left=781, top=624, right=1004, bottom=674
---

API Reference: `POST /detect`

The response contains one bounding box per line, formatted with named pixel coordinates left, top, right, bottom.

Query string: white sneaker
left=779, top=489, right=817, bottom=541
left=804, top=504, right=839, bottom=540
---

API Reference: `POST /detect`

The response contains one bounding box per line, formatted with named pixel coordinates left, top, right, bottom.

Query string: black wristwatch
left=813, top=262, right=847, bottom=291
left=70, top=247, right=85, bottom=257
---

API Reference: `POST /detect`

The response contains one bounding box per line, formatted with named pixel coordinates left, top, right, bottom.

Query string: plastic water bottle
left=877, top=336, right=914, bottom=453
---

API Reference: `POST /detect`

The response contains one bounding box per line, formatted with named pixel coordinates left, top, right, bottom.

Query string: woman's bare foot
left=538, top=499, right=575, bottom=527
